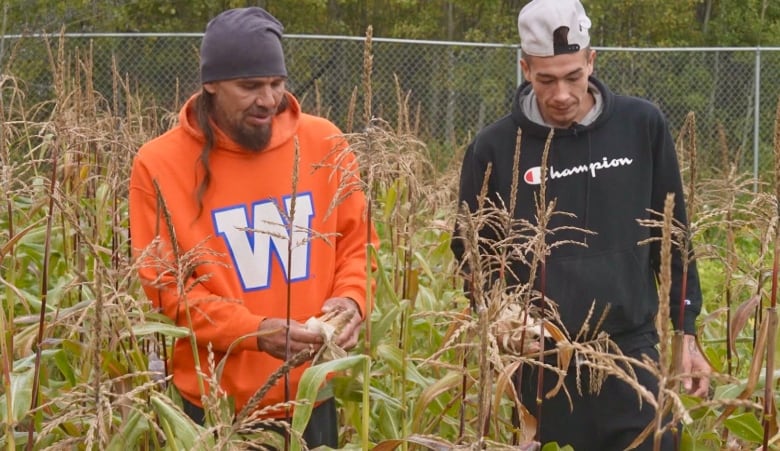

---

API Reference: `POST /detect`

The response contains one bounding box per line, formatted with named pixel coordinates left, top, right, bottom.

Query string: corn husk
left=493, top=303, right=553, bottom=356
left=305, top=309, right=356, bottom=364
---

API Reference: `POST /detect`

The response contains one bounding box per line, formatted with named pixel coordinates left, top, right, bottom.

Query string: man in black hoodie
left=450, top=0, right=711, bottom=449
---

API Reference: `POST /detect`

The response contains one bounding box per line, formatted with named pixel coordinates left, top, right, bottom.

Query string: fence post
left=517, top=47, right=523, bottom=86
left=754, top=47, right=761, bottom=192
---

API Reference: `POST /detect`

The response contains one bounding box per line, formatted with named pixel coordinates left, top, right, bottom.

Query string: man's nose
left=552, top=81, right=570, bottom=101
left=254, top=87, right=276, bottom=107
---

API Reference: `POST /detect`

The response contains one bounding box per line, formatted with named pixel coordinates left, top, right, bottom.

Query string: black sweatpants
left=519, top=344, right=677, bottom=451
left=182, top=396, right=339, bottom=449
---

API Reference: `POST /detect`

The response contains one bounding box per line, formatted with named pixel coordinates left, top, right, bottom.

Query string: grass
left=1, top=33, right=780, bottom=451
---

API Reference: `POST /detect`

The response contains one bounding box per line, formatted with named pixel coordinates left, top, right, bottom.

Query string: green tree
left=585, top=0, right=703, bottom=46
left=700, top=0, right=780, bottom=46
left=4, top=0, right=780, bottom=48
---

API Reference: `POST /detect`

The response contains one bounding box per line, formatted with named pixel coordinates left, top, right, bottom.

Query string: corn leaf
left=376, top=342, right=430, bottom=387
left=724, top=412, right=764, bottom=444
left=373, top=435, right=454, bottom=451
left=0, top=367, right=33, bottom=423
left=411, top=370, right=462, bottom=432
left=105, top=409, right=150, bottom=451
left=291, top=355, right=368, bottom=451
left=150, top=393, right=210, bottom=449
left=120, top=322, right=191, bottom=340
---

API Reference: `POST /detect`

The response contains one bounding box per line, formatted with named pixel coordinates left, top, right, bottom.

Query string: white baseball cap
left=517, top=0, right=592, bottom=57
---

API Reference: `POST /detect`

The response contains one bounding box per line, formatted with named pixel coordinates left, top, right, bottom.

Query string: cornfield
left=1, top=32, right=780, bottom=451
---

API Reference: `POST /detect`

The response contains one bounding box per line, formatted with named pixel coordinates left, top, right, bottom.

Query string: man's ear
left=203, top=82, right=217, bottom=94
left=587, top=49, right=596, bottom=75
left=520, top=58, right=531, bottom=80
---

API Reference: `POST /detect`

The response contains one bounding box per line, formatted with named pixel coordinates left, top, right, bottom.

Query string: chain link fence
left=2, top=33, right=779, bottom=183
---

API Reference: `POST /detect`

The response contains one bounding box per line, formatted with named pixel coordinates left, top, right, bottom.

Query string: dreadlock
left=194, top=89, right=216, bottom=220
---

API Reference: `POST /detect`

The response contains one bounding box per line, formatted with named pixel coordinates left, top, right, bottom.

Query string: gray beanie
left=200, top=7, right=288, bottom=84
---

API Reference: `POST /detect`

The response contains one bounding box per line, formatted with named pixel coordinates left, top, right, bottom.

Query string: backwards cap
left=517, top=0, right=591, bottom=57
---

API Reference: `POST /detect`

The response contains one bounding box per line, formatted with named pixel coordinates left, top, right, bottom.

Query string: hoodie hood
left=511, top=76, right=613, bottom=138
left=178, top=91, right=301, bottom=155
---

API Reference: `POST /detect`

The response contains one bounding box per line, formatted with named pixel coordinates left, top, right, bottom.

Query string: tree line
left=4, top=0, right=779, bottom=47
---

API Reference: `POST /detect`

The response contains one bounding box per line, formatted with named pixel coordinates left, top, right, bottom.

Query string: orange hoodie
left=129, top=92, right=376, bottom=415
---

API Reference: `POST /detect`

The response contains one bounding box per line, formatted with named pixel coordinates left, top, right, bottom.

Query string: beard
left=214, top=103, right=275, bottom=152
left=208, top=94, right=289, bottom=153
left=233, top=120, right=272, bottom=152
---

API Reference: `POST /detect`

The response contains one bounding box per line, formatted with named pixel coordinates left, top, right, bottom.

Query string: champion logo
left=523, top=156, right=634, bottom=185
left=524, top=167, right=542, bottom=184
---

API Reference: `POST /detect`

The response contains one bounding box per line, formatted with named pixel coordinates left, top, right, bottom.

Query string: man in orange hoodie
left=129, top=7, right=377, bottom=447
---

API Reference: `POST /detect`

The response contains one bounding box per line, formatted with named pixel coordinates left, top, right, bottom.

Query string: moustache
left=246, top=106, right=275, bottom=117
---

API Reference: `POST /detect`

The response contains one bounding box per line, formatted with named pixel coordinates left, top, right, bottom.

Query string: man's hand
left=321, top=297, right=363, bottom=351
left=494, top=319, right=543, bottom=356
left=681, top=333, right=711, bottom=397
left=256, top=318, right=323, bottom=362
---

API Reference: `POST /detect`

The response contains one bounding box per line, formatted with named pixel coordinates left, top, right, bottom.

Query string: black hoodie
left=451, top=76, right=702, bottom=349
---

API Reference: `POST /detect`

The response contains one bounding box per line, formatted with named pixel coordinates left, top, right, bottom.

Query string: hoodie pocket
left=541, top=247, right=658, bottom=340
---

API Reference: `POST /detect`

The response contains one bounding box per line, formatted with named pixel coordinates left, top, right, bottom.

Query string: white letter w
left=212, top=193, right=314, bottom=291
